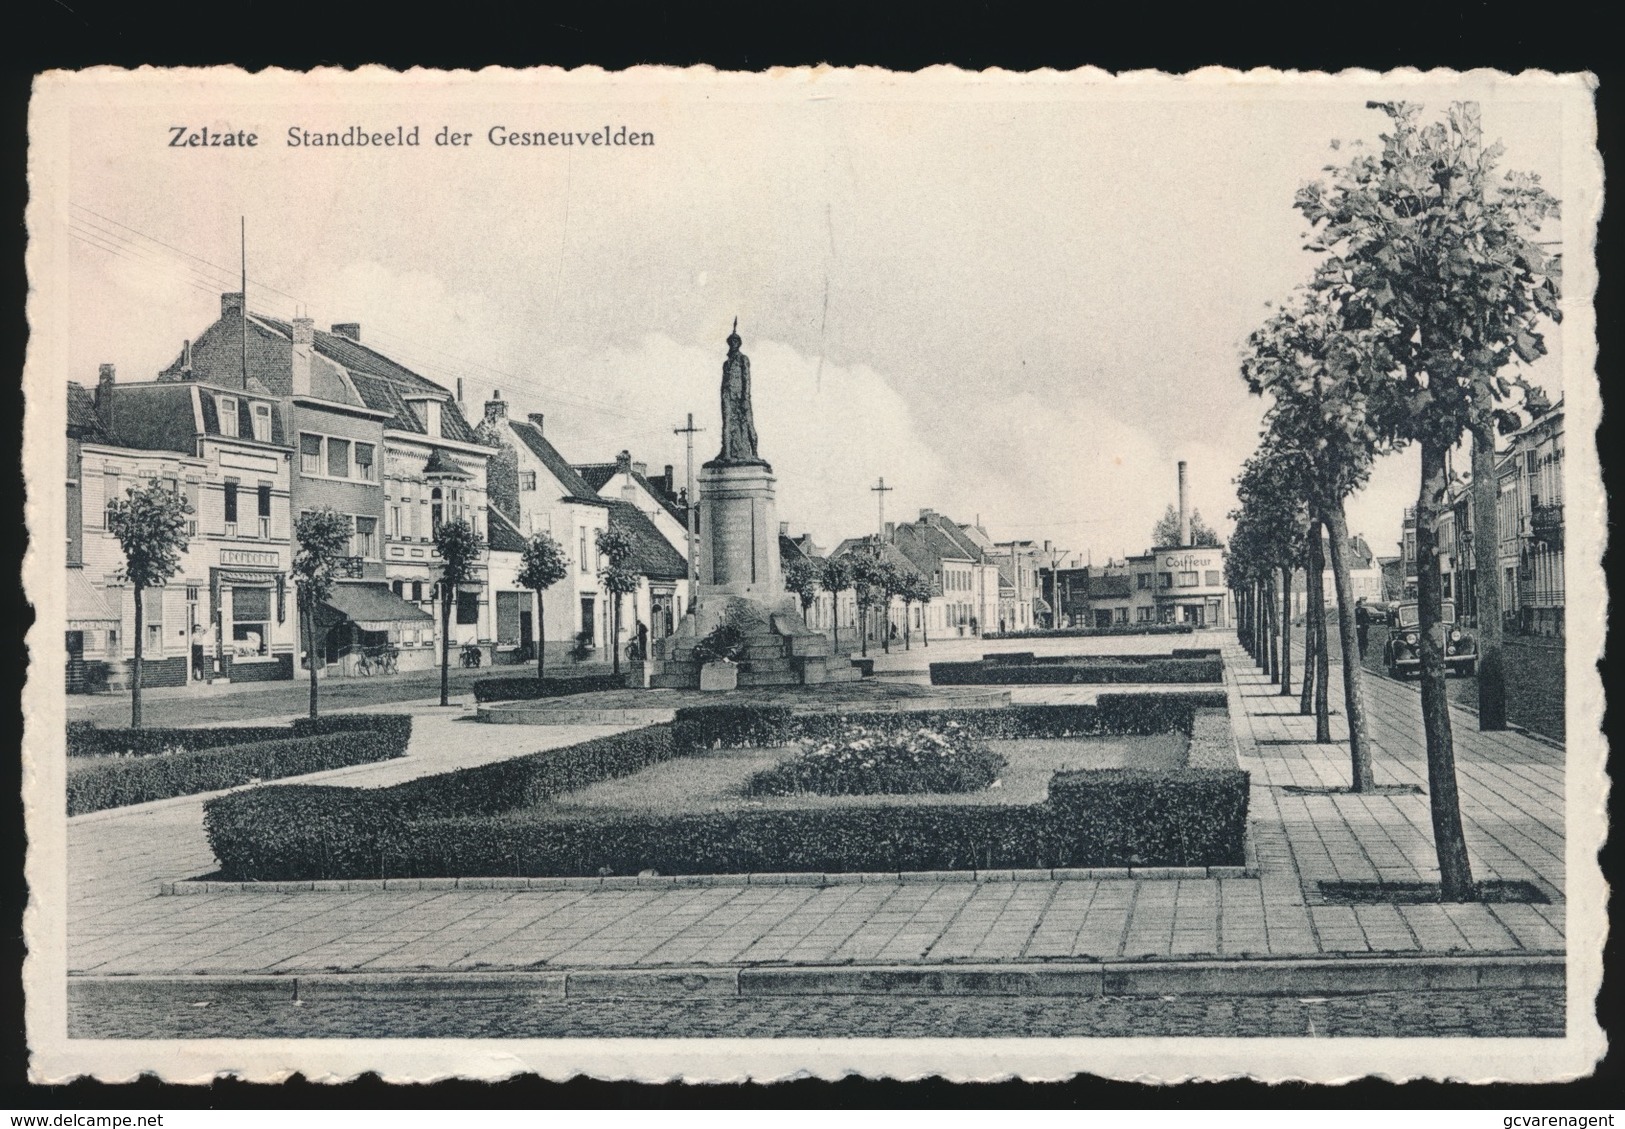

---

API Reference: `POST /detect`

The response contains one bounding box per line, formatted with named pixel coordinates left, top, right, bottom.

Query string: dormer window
left=251, top=403, right=272, bottom=443
left=218, top=396, right=238, bottom=437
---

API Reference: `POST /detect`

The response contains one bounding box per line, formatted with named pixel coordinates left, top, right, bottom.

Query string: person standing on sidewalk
left=1355, top=598, right=1370, bottom=658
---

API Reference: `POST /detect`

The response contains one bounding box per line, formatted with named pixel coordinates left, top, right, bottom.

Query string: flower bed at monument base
left=928, top=656, right=1223, bottom=685
left=744, top=724, right=1007, bottom=797
left=203, top=697, right=1246, bottom=880
left=68, top=715, right=413, bottom=815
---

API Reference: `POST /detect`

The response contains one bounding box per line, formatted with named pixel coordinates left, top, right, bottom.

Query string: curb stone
left=158, top=863, right=1262, bottom=897
left=66, top=954, right=1564, bottom=1004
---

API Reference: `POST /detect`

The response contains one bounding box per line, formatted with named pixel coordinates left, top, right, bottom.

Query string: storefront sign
left=220, top=549, right=280, bottom=568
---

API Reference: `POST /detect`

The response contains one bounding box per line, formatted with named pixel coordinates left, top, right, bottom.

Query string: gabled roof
left=67, top=383, right=106, bottom=440
left=575, top=462, right=690, bottom=527
left=607, top=499, right=688, bottom=580
left=486, top=506, right=528, bottom=554
left=1085, top=574, right=1133, bottom=600
left=509, top=420, right=610, bottom=507
left=85, top=384, right=201, bottom=455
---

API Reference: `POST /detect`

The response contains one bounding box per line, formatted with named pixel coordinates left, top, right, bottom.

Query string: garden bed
left=67, top=714, right=413, bottom=815
left=982, top=625, right=1196, bottom=640
left=471, top=674, right=630, bottom=703
left=203, top=695, right=1246, bottom=880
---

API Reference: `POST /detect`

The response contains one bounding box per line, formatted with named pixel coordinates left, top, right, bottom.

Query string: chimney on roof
left=884, top=521, right=896, bottom=542
left=181, top=339, right=193, bottom=379
left=291, top=317, right=315, bottom=397
left=483, top=389, right=508, bottom=427
left=95, top=364, right=115, bottom=431
left=1177, top=460, right=1191, bottom=548
left=330, top=323, right=361, bottom=342
left=780, top=522, right=790, bottom=537
left=455, top=377, right=464, bottom=406
left=663, top=464, right=674, bottom=486
left=1043, top=539, right=1052, bottom=554
left=221, top=292, right=244, bottom=317
left=528, top=412, right=545, bottom=434
left=919, top=507, right=935, bottom=521
left=632, top=460, right=648, bottom=478
left=616, top=450, right=632, bottom=472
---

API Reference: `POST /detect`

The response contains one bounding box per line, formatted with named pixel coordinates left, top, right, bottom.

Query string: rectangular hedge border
left=68, top=716, right=413, bottom=816
left=471, top=674, right=629, bottom=704
left=928, top=658, right=1222, bottom=685
left=982, top=625, right=1196, bottom=640
left=66, top=721, right=292, bottom=759
left=204, top=697, right=1246, bottom=880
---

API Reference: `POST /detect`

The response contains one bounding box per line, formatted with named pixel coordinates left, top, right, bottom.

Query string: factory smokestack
left=1177, top=461, right=1191, bottom=548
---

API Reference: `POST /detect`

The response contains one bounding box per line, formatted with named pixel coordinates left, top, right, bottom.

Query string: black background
left=0, top=0, right=1617, bottom=1109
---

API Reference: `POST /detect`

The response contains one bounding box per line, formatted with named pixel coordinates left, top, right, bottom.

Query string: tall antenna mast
left=240, top=216, right=248, bottom=391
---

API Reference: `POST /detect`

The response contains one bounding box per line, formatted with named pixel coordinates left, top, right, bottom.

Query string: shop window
left=231, top=586, right=270, bottom=657
left=456, top=590, right=480, bottom=625
left=355, top=442, right=375, bottom=482
left=327, top=438, right=351, bottom=479
left=299, top=434, right=323, bottom=476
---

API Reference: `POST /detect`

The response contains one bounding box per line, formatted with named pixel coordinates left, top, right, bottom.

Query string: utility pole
left=673, top=413, right=704, bottom=589
left=871, top=476, right=893, bottom=538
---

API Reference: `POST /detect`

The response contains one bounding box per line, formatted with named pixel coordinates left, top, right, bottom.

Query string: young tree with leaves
left=1298, top=101, right=1560, bottom=898
left=291, top=508, right=353, bottom=721
left=819, top=556, right=853, bottom=655
left=105, top=479, right=193, bottom=728
left=847, top=548, right=887, bottom=658
left=433, top=517, right=484, bottom=707
left=893, top=563, right=927, bottom=649
left=1152, top=504, right=1222, bottom=548
left=518, top=531, right=569, bottom=681
left=595, top=526, right=639, bottom=677
left=784, top=558, right=820, bottom=626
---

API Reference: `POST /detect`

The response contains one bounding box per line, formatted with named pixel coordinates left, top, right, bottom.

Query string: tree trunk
left=1325, top=501, right=1375, bottom=789
left=1256, top=581, right=1269, bottom=671
left=131, top=582, right=144, bottom=729
left=304, top=587, right=320, bottom=719
left=440, top=592, right=452, bottom=707
left=1299, top=559, right=1316, bottom=717
left=923, top=609, right=929, bottom=647
left=1418, top=438, right=1477, bottom=900
left=1308, top=518, right=1332, bottom=742
left=1279, top=567, right=1293, bottom=696
left=1471, top=420, right=1507, bottom=730
left=860, top=603, right=868, bottom=656
left=832, top=601, right=841, bottom=655
left=611, top=592, right=621, bottom=676
left=1266, top=575, right=1279, bottom=682
left=903, top=603, right=912, bottom=650
left=536, top=590, right=546, bottom=681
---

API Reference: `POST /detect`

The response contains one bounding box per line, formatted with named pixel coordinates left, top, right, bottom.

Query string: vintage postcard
left=23, top=65, right=1605, bottom=1084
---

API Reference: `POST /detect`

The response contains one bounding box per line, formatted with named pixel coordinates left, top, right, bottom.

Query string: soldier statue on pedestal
left=717, top=319, right=763, bottom=465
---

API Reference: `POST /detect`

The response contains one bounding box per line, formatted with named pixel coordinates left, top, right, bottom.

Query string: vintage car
left=1382, top=599, right=1477, bottom=679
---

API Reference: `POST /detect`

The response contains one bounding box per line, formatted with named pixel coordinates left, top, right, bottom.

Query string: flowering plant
left=691, top=623, right=748, bottom=665
left=745, top=721, right=1006, bottom=796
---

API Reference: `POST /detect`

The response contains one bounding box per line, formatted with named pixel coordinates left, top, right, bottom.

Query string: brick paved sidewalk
left=66, top=635, right=1565, bottom=979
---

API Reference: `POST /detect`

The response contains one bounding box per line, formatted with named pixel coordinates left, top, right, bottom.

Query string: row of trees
left=784, top=546, right=936, bottom=656
left=1227, top=101, right=1561, bottom=901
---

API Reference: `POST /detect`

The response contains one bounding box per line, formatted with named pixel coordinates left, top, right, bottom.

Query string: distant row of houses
left=1388, top=400, right=1566, bottom=638
left=66, top=291, right=689, bottom=692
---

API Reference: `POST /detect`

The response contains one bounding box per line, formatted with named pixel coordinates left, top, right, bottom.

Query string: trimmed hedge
left=68, top=722, right=412, bottom=816
left=929, top=658, right=1223, bottom=685
left=204, top=697, right=1248, bottom=880
left=983, top=624, right=1196, bottom=640
left=66, top=723, right=291, bottom=759
left=206, top=765, right=1248, bottom=879
left=292, top=713, right=414, bottom=752
left=471, top=674, right=629, bottom=703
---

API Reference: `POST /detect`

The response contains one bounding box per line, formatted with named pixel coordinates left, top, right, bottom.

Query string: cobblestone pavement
left=67, top=632, right=1565, bottom=983
left=70, top=988, right=1564, bottom=1040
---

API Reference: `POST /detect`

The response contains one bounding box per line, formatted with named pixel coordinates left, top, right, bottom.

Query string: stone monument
left=649, top=322, right=858, bottom=688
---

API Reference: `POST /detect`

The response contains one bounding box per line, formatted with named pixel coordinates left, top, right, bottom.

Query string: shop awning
left=67, top=568, right=118, bottom=629
left=318, top=582, right=435, bottom=633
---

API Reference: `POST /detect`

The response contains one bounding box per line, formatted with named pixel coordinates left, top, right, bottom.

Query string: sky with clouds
left=59, top=71, right=1568, bottom=560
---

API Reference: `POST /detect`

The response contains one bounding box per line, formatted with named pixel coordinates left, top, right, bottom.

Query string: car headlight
left=1450, top=629, right=1462, bottom=642
left=1404, top=632, right=1417, bottom=645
